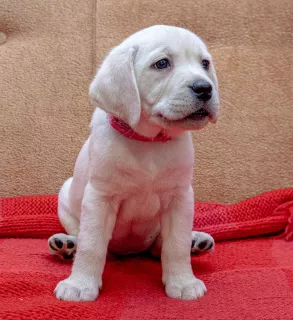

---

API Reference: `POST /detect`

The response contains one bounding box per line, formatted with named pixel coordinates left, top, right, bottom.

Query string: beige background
left=1, top=0, right=292, bottom=203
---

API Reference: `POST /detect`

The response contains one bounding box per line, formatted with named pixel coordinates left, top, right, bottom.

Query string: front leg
left=54, top=183, right=118, bottom=301
left=161, top=186, right=206, bottom=300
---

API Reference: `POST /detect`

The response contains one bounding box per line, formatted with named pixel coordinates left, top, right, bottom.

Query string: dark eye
left=202, top=59, right=210, bottom=70
left=153, top=58, right=170, bottom=70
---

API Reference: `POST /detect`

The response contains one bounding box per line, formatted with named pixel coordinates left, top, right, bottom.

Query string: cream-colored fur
left=53, top=25, right=219, bottom=302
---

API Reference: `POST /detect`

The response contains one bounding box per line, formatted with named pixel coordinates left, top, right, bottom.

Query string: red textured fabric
left=109, top=115, right=171, bottom=142
left=0, top=237, right=293, bottom=319
left=194, top=188, right=293, bottom=241
left=0, top=189, right=292, bottom=240
left=0, top=190, right=293, bottom=319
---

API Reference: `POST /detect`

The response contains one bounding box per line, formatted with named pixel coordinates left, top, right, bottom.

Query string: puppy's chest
left=115, top=164, right=192, bottom=221
left=118, top=191, right=160, bottom=220
left=114, top=170, right=170, bottom=221
left=112, top=155, right=193, bottom=194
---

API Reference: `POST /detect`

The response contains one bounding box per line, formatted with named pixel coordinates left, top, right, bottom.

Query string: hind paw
left=48, top=233, right=77, bottom=260
left=191, top=231, right=215, bottom=254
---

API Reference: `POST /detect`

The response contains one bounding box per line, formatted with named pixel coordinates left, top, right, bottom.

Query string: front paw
left=54, top=276, right=99, bottom=302
left=165, top=274, right=207, bottom=300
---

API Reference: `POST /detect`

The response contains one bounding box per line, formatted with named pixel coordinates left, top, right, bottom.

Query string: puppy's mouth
left=161, top=108, right=211, bottom=123
left=153, top=106, right=218, bottom=130
left=183, top=108, right=210, bottom=121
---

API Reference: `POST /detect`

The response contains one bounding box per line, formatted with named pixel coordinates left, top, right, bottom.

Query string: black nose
left=191, top=80, right=212, bottom=102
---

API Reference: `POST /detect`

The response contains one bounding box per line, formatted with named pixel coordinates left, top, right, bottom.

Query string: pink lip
left=208, top=110, right=219, bottom=124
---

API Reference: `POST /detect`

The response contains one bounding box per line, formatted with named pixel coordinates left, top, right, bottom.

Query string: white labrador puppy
left=49, top=25, right=219, bottom=302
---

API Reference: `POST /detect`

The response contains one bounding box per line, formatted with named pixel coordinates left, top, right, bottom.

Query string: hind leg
left=48, top=177, right=80, bottom=260
left=149, top=231, right=215, bottom=259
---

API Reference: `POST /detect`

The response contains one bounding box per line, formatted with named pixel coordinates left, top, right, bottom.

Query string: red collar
left=109, top=115, right=171, bottom=143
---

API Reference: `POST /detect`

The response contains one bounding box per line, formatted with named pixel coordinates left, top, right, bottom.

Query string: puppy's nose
left=191, top=80, right=212, bottom=102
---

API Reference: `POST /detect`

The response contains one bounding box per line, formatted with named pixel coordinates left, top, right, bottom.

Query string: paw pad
left=191, top=231, right=215, bottom=254
left=48, top=234, right=77, bottom=260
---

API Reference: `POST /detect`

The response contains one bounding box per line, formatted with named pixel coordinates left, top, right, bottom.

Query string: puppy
left=49, top=25, right=219, bottom=301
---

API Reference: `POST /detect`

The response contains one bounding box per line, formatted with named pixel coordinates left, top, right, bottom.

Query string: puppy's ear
left=89, top=45, right=140, bottom=128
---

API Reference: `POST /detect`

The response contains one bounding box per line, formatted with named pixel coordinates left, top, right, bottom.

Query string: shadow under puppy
left=49, top=25, right=220, bottom=302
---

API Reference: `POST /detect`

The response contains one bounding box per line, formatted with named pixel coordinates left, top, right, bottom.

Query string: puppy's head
left=89, top=25, right=219, bottom=135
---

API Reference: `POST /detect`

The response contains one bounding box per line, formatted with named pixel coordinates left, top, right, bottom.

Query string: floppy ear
left=89, top=45, right=140, bottom=128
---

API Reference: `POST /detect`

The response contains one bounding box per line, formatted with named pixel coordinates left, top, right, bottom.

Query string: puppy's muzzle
left=190, top=80, right=212, bottom=102
left=187, top=108, right=210, bottom=119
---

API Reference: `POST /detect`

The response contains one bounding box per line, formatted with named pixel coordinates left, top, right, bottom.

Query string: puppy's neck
left=135, top=116, right=187, bottom=140
left=135, top=117, right=162, bottom=138
left=110, top=116, right=171, bottom=142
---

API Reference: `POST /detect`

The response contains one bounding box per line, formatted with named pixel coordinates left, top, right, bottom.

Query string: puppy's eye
left=153, top=58, right=170, bottom=70
left=201, top=59, right=210, bottom=70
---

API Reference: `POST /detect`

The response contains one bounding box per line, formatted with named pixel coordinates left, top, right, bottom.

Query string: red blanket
left=0, top=189, right=293, bottom=319
left=1, top=188, right=292, bottom=240
left=1, top=237, right=293, bottom=319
